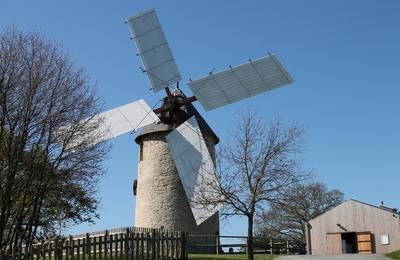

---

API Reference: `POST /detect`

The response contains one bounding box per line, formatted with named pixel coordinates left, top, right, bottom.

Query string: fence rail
left=187, top=234, right=305, bottom=255
left=9, top=227, right=187, bottom=259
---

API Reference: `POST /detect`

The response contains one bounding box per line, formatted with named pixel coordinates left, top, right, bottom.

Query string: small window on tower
left=133, top=179, right=138, bottom=196
left=140, top=143, right=144, bottom=161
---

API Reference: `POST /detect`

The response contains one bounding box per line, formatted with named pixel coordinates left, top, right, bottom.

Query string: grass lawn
left=386, top=250, right=400, bottom=259
left=30, top=254, right=274, bottom=259
left=189, top=254, right=273, bottom=260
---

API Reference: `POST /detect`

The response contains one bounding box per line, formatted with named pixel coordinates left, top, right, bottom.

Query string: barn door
left=356, top=232, right=372, bottom=254
left=326, top=234, right=342, bottom=254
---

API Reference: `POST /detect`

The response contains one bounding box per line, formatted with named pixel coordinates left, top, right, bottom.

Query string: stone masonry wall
left=134, top=130, right=219, bottom=239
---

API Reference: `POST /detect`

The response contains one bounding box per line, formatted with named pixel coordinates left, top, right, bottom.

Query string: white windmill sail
left=60, top=99, right=159, bottom=150
left=127, top=9, right=182, bottom=92
left=166, top=116, right=220, bottom=225
left=188, top=54, right=293, bottom=111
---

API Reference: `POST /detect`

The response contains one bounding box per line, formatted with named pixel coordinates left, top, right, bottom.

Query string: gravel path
left=275, top=254, right=389, bottom=260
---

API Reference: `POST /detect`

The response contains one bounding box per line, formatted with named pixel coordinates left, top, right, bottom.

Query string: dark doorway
left=341, top=233, right=357, bottom=253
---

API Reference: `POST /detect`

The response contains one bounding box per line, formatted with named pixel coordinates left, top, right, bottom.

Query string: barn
left=306, top=199, right=400, bottom=255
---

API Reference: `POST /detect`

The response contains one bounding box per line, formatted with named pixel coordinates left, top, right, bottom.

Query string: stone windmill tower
left=64, top=8, right=293, bottom=238
left=134, top=92, right=220, bottom=235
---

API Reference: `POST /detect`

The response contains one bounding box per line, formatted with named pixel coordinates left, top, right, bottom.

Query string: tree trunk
left=247, top=214, right=254, bottom=260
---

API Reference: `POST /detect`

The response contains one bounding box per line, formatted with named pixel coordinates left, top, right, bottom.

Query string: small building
left=306, top=199, right=400, bottom=255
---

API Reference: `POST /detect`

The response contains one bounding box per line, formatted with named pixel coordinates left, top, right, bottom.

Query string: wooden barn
left=306, top=199, right=400, bottom=255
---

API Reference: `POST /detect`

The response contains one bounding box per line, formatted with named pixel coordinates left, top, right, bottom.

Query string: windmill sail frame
left=166, top=116, right=221, bottom=225
left=188, top=54, right=293, bottom=111
left=127, top=9, right=182, bottom=92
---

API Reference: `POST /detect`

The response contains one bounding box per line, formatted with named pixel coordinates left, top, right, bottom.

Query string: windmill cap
left=135, top=118, right=219, bottom=145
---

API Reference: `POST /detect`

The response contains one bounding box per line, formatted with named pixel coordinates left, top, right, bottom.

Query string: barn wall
left=309, top=200, right=400, bottom=255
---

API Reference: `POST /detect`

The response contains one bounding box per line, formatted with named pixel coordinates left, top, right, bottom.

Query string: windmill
left=64, top=8, right=293, bottom=237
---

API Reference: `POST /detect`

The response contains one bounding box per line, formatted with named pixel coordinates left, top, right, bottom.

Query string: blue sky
left=2, top=1, right=400, bottom=236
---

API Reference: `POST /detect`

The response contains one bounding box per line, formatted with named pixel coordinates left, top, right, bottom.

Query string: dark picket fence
left=10, top=227, right=187, bottom=259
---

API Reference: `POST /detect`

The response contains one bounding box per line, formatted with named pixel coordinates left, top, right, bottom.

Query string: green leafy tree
left=0, top=27, right=109, bottom=256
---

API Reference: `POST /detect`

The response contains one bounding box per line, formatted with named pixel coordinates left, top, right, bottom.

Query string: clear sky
left=2, top=0, right=400, bottom=236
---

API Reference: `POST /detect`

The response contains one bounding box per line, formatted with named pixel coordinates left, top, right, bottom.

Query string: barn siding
left=326, top=233, right=341, bottom=254
left=309, top=200, right=400, bottom=255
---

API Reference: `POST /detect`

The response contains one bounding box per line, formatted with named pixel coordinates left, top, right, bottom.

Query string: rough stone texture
left=134, top=123, right=219, bottom=243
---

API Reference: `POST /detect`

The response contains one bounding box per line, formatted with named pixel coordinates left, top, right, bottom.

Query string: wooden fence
left=259, top=238, right=306, bottom=255
left=9, top=227, right=305, bottom=258
left=10, top=227, right=187, bottom=259
left=188, top=234, right=305, bottom=255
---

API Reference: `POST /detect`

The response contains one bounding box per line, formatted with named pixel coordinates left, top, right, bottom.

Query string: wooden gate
left=357, top=232, right=372, bottom=254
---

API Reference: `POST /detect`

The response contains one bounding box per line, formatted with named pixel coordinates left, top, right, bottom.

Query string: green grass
left=31, top=254, right=273, bottom=260
left=386, top=250, right=400, bottom=259
left=189, top=254, right=273, bottom=260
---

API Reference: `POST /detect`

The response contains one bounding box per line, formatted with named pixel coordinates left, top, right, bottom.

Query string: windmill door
left=356, top=232, right=372, bottom=254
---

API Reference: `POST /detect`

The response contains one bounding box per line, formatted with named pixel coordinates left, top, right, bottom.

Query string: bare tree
left=194, top=111, right=309, bottom=260
left=255, top=182, right=344, bottom=242
left=0, top=27, right=109, bottom=256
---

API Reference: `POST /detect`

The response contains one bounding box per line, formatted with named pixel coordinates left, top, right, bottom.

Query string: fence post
left=135, top=232, right=140, bottom=259
left=40, top=240, right=44, bottom=259
left=110, top=234, right=114, bottom=259
left=215, top=231, right=220, bottom=255
left=269, top=238, right=273, bottom=255
left=60, top=238, right=65, bottom=260
left=286, top=240, right=290, bottom=255
left=175, top=231, right=179, bottom=259
left=77, top=239, right=81, bottom=259
left=54, top=238, right=59, bottom=260
left=63, top=237, right=67, bottom=260
left=69, top=235, right=73, bottom=258
left=182, top=231, right=188, bottom=260
left=165, top=232, right=169, bottom=259
left=93, top=236, right=97, bottom=260
left=105, top=230, right=109, bottom=259
left=125, top=227, right=130, bottom=258
left=170, top=232, right=174, bottom=259
left=48, top=240, right=52, bottom=259
left=140, top=232, right=144, bottom=259
left=160, top=231, right=164, bottom=260
left=151, top=229, right=156, bottom=259
left=71, top=237, right=75, bottom=259
left=11, top=241, right=16, bottom=259
left=86, top=233, right=91, bottom=258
